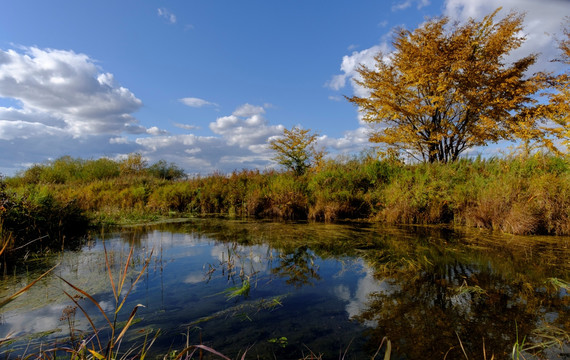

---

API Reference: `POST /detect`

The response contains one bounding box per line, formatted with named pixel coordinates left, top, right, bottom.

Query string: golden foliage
left=349, top=9, right=564, bottom=162
left=542, top=22, right=570, bottom=149
left=119, top=152, right=147, bottom=176
left=268, top=126, right=326, bottom=176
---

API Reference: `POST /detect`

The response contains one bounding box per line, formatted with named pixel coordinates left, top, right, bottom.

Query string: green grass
left=3, top=152, right=570, bottom=254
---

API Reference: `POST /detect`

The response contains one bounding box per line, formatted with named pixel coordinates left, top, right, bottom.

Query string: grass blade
left=104, top=242, right=118, bottom=303
left=117, top=245, right=135, bottom=302
left=57, top=275, right=112, bottom=328
left=0, top=235, right=10, bottom=257
left=0, top=264, right=58, bottom=308
left=456, top=332, right=469, bottom=360
left=62, top=290, right=103, bottom=350
left=174, top=344, right=232, bottom=360
left=117, top=249, right=153, bottom=314
left=87, top=348, right=106, bottom=360
left=115, top=304, right=145, bottom=343
left=384, top=339, right=391, bottom=360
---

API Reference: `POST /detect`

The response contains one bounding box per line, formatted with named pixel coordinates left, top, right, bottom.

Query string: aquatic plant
left=52, top=242, right=154, bottom=359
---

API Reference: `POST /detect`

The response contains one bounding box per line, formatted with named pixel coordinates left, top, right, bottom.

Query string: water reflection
left=272, top=245, right=321, bottom=287
left=0, top=219, right=568, bottom=359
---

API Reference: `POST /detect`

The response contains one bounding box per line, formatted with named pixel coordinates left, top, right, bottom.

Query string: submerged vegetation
left=1, top=220, right=568, bottom=359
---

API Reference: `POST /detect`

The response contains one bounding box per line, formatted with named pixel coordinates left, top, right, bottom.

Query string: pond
left=1, top=219, right=569, bottom=359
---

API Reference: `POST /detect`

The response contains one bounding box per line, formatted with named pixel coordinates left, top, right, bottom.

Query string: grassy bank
left=2, top=153, right=570, bottom=254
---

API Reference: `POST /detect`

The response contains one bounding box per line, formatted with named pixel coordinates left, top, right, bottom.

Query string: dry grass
left=5, top=153, right=570, bottom=235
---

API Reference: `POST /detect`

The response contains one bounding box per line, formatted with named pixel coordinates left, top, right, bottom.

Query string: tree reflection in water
left=355, top=230, right=569, bottom=359
left=271, top=245, right=321, bottom=287
left=117, top=220, right=569, bottom=358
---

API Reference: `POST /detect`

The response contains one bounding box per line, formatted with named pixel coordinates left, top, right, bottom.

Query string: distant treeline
left=2, top=153, right=569, bottom=258
left=14, top=154, right=186, bottom=184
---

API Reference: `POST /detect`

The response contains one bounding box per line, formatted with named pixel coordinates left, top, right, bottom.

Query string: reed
left=4, top=152, right=570, bottom=238
left=53, top=242, right=154, bottom=359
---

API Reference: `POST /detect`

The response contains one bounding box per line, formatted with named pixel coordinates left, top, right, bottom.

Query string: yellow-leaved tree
left=349, top=9, right=564, bottom=162
left=543, top=23, right=570, bottom=149
left=269, top=126, right=325, bottom=176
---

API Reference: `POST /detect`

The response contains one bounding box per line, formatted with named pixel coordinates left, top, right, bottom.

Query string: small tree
left=119, top=153, right=147, bottom=176
left=269, top=126, right=325, bottom=176
left=349, top=9, right=558, bottom=162
left=147, top=160, right=185, bottom=180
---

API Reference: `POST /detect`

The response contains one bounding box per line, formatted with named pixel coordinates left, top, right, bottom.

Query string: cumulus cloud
left=232, top=103, right=265, bottom=117
left=130, top=104, right=282, bottom=174
left=0, top=46, right=145, bottom=172
left=0, top=74, right=371, bottom=177
left=210, top=103, right=282, bottom=149
left=146, top=126, right=169, bottom=136
left=158, top=8, right=177, bottom=24
left=326, top=43, right=391, bottom=97
left=128, top=102, right=374, bottom=175
left=0, top=47, right=143, bottom=136
left=319, top=127, right=371, bottom=152
left=179, top=97, right=218, bottom=108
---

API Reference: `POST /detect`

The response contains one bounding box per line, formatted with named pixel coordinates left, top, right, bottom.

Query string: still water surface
left=1, top=219, right=568, bottom=359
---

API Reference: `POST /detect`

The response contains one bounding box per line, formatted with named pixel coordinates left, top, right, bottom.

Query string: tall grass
left=1, top=177, right=89, bottom=264
left=4, top=153, right=570, bottom=237
left=55, top=243, right=154, bottom=359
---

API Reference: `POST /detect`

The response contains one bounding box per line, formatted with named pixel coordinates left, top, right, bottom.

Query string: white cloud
left=129, top=102, right=369, bottom=175
left=327, top=43, right=391, bottom=97
left=0, top=132, right=138, bottom=172
left=209, top=104, right=282, bottom=149
left=332, top=261, right=394, bottom=324
left=0, top=47, right=143, bottom=137
left=128, top=102, right=374, bottom=175
left=133, top=131, right=259, bottom=174
left=326, top=74, right=349, bottom=91
left=392, top=0, right=412, bottom=11
left=110, top=137, right=129, bottom=144
left=146, top=126, right=169, bottom=136
left=180, top=97, right=218, bottom=108
left=319, top=126, right=371, bottom=153
left=418, top=0, right=431, bottom=9
left=378, top=20, right=389, bottom=28
left=232, top=103, right=265, bottom=117
left=158, top=8, right=177, bottom=24
left=392, top=0, right=430, bottom=11
left=0, top=46, right=146, bottom=172
left=0, top=77, right=372, bottom=177
left=174, top=122, right=199, bottom=130
left=0, top=120, right=66, bottom=140
left=185, top=147, right=201, bottom=155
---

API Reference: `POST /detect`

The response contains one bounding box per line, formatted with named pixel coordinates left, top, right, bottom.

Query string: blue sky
left=0, top=0, right=568, bottom=175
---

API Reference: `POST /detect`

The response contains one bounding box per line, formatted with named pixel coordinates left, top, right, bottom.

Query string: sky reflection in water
left=0, top=220, right=568, bottom=359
